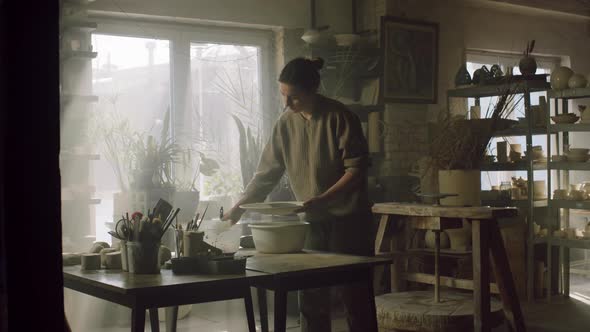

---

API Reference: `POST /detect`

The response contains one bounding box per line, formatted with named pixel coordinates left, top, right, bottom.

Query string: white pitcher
left=579, top=105, right=590, bottom=123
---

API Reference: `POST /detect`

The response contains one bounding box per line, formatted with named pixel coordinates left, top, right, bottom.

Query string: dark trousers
left=299, top=211, right=374, bottom=332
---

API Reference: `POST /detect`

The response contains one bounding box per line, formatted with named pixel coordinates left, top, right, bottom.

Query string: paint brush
left=196, top=203, right=209, bottom=231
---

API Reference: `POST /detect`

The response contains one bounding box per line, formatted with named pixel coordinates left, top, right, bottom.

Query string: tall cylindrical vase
left=438, top=169, right=481, bottom=206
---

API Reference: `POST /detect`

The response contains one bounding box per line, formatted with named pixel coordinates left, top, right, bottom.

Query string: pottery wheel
left=375, top=290, right=503, bottom=332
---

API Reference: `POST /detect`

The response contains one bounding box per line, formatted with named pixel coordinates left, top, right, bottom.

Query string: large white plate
left=239, top=201, right=304, bottom=215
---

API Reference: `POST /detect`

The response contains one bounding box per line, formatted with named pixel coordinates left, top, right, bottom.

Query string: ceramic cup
left=533, top=180, right=546, bottom=199
left=497, top=141, right=508, bottom=163
left=553, top=189, right=568, bottom=200
left=510, top=143, right=522, bottom=153
left=570, top=184, right=581, bottom=192
left=569, top=190, right=586, bottom=201
left=566, top=228, right=577, bottom=239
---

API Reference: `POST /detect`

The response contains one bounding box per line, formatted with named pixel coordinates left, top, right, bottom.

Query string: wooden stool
left=376, top=290, right=503, bottom=332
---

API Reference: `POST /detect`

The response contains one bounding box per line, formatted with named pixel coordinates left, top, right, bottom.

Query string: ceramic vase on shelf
left=518, top=56, right=537, bottom=75
left=550, top=66, right=574, bottom=90
left=438, top=170, right=481, bottom=206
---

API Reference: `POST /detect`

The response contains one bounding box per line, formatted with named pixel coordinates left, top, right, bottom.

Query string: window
left=465, top=50, right=561, bottom=190
left=61, top=20, right=274, bottom=246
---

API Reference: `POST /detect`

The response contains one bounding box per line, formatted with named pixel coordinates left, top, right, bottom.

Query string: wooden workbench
left=372, top=202, right=524, bottom=332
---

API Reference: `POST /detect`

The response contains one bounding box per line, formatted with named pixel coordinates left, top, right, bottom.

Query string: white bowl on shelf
left=567, top=148, right=590, bottom=155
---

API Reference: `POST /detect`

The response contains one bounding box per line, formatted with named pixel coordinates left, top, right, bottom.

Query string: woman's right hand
left=222, top=205, right=246, bottom=225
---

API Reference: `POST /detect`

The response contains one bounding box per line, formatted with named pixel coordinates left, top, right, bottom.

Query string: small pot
left=519, top=56, right=537, bottom=75
left=424, top=230, right=450, bottom=249
left=444, top=228, right=471, bottom=251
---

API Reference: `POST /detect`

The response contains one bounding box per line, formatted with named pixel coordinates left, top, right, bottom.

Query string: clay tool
left=196, top=203, right=209, bottom=231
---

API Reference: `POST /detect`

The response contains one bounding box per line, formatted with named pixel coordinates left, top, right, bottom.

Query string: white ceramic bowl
left=551, top=114, right=579, bottom=124
left=567, top=148, right=590, bottom=155
left=334, top=34, right=360, bottom=46
left=301, top=29, right=321, bottom=44
left=248, top=221, right=309, bottom=253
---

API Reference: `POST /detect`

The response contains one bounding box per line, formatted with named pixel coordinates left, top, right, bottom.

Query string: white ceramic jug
left=579, top=105, right=590, bottom=123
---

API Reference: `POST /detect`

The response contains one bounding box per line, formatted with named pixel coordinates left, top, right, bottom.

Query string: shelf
left=60, top=153, right=100, bottom=161
left=407, top=248, right=472, bottom=256
left=61, top=198, right=101, bottom=205
left=61, top=21, right=97, bottom=32
left=483, top=199, right=548, bottom=208
left=549, top=162, right=590, bottom=171
left=448, top=80, right=550, bottom=98
left=493, top=126, right=547, bottom=137
left=550, top=199, right=590, bottom=210
left=60, top=50, right=98, bottom=61
left=61, top=94, right=99, bottom=104
left=533, top=237, right=548, bottom=244
left=549, top=123, right=590, bottom=132
left=548, top=237, right=590, bottom=249
left=547, top=88, right=590, bottom=99
left=481, top=161, right=546, bottom=171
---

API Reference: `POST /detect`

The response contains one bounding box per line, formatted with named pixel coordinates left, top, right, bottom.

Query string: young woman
left=223, top=57, right=374, bottom=331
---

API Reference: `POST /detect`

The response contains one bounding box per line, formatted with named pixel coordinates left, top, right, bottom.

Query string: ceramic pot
left=444, top=228, right=471, bottom=251
left=550, top=66, right=574, bottom=90
left=519, top=56, right=537, bottom=75
left=424, top=230, right=450, bottom=249
left=438, top=170, right=481, bottom=206
left=568, top=73, right=588, bottom=89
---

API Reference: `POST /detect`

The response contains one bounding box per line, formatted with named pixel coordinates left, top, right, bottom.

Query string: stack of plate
left=565, top=148, right=590, bottom=162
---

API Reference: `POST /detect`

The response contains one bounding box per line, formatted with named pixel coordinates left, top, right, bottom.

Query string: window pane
left=189, top=43, right=262, bottom=200
left=90, top=34, right=171, bottom=243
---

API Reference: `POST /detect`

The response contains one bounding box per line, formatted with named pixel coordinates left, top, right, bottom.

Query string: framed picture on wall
left=380, top=16, right=439, bottom=104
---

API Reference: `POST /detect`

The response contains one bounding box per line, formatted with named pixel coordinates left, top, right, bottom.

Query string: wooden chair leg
left=148, top=308, right=160, bottom=332
left=489, top=222, right=526, bottom=332
left=472, top=220, right=491, bottom=332
left=257, top=287, right=269, bottom=332
left=274, top=290, right=287, bottom=332
left=243, top=288, right=257, bottom=332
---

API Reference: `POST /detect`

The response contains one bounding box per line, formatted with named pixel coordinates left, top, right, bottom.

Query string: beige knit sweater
left=242, top=95, right=370, bottom=222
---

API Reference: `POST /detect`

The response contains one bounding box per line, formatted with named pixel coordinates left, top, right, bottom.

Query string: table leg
left=547, top=238, right=552, bottom=302
left=131, top=307, right=146, bottom=332
left=564, top=247, right=570, bottom=298
left=257, top=287, right=269, bottom=332
left=472, top=220, right=491, bottom=332
left=149, top=308, right=160, bottom=332
left=243, top=288, right=256, bottom=332
left=489, top=222, right=526, bottom=332
left=434, top=230, right=441, bottom=303
left=365, top=268, right=379, bottom=332
left=274, top=290, right=287, bottom=332
left=165, top=306, right=178, bottom=332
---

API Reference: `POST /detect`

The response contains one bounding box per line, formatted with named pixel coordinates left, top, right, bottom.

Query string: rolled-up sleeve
left=338, top=111, right=369, bottom=173
left=242, top=123, right=285, bottom=202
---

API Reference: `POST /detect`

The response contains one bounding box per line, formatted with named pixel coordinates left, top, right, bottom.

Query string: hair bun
left=307, top=57, right=324, bottom=70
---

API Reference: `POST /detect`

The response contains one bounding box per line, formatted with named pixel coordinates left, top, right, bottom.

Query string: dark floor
left=66, top=277, right=590, bottom=332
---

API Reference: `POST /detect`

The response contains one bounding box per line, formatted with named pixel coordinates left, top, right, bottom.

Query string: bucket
left=126, top=241, right=161, bottom=274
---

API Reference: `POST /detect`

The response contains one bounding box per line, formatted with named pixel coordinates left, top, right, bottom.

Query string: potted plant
left=428, top=88, right=521, bottom=206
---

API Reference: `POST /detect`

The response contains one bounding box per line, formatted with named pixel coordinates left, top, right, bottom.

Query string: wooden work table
left=63, top=266, right=269, bottom=332
left=372, top=202, right=524, bottom=332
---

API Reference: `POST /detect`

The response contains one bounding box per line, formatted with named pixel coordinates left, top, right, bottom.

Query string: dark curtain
left=1, top=0, right=65, bottom=331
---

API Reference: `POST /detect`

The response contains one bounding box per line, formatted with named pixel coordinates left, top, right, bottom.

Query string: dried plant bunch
left=429, top=87, right=523, bottom=171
